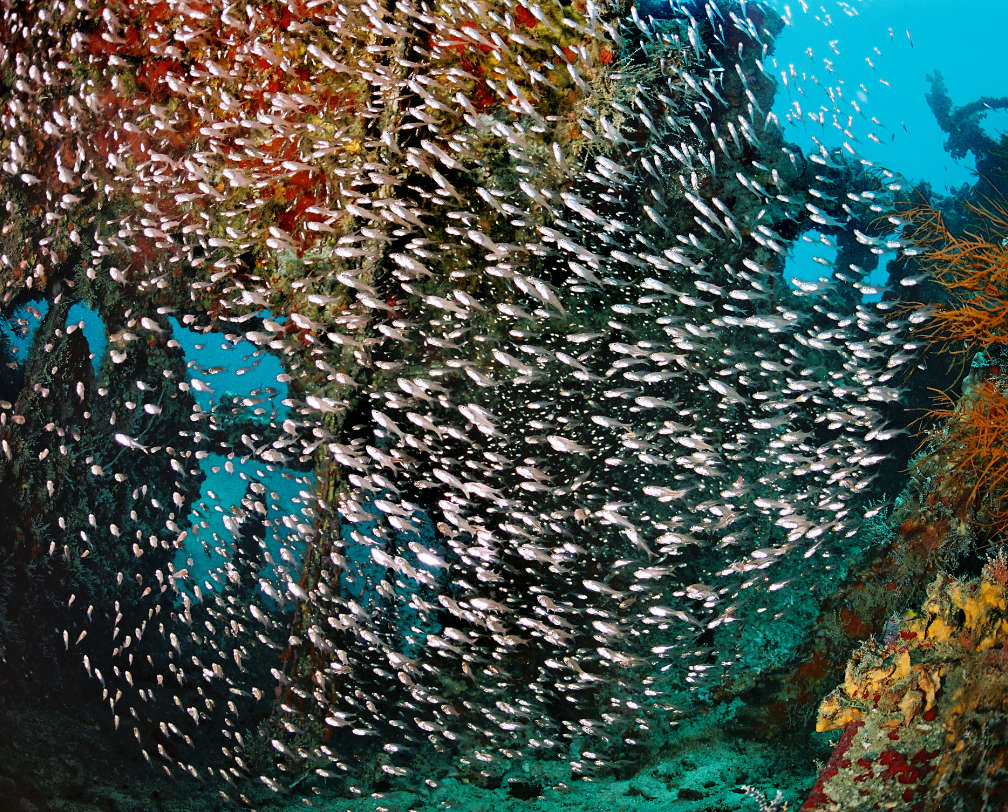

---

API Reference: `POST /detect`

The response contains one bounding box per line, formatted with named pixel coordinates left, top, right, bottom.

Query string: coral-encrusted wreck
left=797, top=199, right=1008, bottom=812
left=803, top=565, right=1008, bottom=811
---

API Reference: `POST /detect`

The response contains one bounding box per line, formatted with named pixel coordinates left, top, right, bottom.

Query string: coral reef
left=903, top=198, right=1008, bottom=537
left=804, top=568, right=1008, bottom=811
left=906, top=201, right=1008, bottom=358
left=795, top=175, right=1008, bottom=810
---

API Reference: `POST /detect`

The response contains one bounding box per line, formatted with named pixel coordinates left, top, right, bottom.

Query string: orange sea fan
left=920, top=381, right=1008, bottom=524
left=905, top=200, right=1008, bottom=355
left=908, top=199, right=1008, bottom=536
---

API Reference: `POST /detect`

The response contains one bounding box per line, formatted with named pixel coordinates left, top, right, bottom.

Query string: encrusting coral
left=803, top=565, right=1008, bottom=811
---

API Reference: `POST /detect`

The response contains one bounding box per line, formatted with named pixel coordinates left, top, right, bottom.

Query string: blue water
left=0, top=299, right=48, bottom=365
left=767, top=0, right=1008, bottom=191
left=0, top=302, right=104, bottom=374
left=167, top=315, right=290, bottom=417
left=175, top=452, right=311, bottom=603
left=164, top=315, right=311, bottom=600
left=638, top=0, right=1008, bottom=190
left=634, top=0, right=1007, bottom=295
left=783, top=228, right=838, bottom=285
left=1, top=298, right=303, bottom=603
left=711, top=0, right=1008, bottom=294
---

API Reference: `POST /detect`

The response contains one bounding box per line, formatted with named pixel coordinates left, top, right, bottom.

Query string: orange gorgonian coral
left=920, top=381, right=1008, bottom=524
left=908, top=200, right=1008, bottom=535
left=906, top=200, right=1008, bottom=356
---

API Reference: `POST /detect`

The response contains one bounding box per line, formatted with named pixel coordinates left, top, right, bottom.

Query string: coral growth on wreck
left=805, top=569, right=1008, bottom=811
left=908, top=200, right=1008, bottom=539
left=797, top=191, right=1008, bottom=812
left=907, top=201, right=1008, bottom=357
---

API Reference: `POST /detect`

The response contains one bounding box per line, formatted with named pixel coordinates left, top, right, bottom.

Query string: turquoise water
left=765, top=0, right=1006, bottom=290
left=768, top=0, right=1008, bottom=191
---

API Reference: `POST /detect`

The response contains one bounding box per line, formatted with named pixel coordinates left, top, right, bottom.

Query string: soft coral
left=920, top=380, right=1008, bottom=528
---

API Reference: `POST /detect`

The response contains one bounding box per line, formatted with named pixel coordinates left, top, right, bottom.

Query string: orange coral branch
left=909, top=201, right=1008, bottom=535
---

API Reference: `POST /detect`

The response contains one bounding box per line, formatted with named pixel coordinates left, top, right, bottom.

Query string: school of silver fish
left=0, top=0, right=920, bottom=803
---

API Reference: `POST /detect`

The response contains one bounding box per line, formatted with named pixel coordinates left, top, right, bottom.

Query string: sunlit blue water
left=167, top=315, right=290, bottom=417
left=639, top=0, right=1007, bottom=190
left=634, top=0, right=1006, bottom=294
left=175, top=452, right=310, bottom=603
left=164, top=315, right=309, bottom=600
left=769, top=0, right=1007, bottom=191
left=0, top=299, right=48, bottom=366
